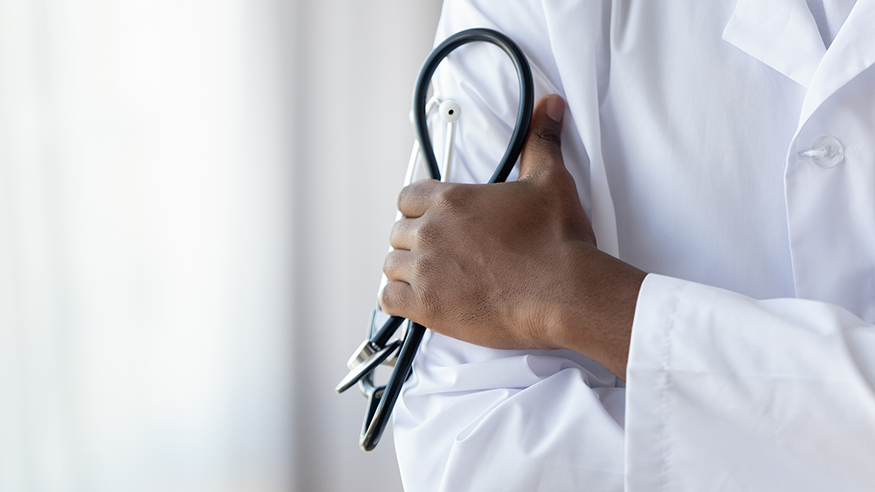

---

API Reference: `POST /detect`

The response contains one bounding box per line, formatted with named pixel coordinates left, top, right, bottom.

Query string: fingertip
left=545, top=94, right=565, bottom=123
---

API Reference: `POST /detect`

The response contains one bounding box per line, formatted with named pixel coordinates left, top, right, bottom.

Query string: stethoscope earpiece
left=439, top=100, right=461, bottom=123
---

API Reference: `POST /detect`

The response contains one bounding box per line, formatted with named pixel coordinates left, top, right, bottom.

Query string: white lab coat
left=392, top=0, right=875, bottom=490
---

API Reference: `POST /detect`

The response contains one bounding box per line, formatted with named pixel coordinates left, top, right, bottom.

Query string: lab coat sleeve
left=392, top=1, right=626, bottom=491
left=625, top=274, right=875, bottom=491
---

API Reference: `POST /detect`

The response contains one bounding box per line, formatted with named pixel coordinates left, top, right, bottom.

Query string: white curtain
left=0, top=0, right=442, bottom=490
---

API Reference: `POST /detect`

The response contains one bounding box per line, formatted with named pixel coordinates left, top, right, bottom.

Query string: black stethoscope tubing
left=354, top=27, right=534, bottom=451
left=413, top=28, right=535, bottom=183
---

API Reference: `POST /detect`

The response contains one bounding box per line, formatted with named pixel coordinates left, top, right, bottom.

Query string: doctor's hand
left=380, top=94, right=646, bottom=379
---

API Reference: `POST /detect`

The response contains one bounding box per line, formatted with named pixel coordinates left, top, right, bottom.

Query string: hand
left=380, top=94, right=646, bottom=379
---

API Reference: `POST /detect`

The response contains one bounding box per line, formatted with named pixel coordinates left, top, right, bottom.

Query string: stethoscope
left=336, top=28, right=534, bottom=451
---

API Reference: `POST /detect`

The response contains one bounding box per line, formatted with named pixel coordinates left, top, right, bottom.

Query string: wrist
left=550, top=243, right=646, bottom=379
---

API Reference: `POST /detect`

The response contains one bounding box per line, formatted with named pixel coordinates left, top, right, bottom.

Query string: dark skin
left=379, top=94, right=646, bottom=379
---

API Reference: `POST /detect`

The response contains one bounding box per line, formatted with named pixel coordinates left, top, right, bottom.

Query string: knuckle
left=411, top=251, right=435, bottom=277
left=414, top=220, right=440, bottom=246
left=535, top=126, right=562, bottom=148
left=434, top=183, right=467, bottom=210
left=412, top=262, right=445, bottom=319
left=417, top=290, right=440, bottom=324
left=546, top=166, right=574, bottom=189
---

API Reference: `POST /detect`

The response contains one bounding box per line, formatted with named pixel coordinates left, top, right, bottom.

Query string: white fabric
left=393, top=0, right=875, bottom=490
left=806, top=0, right=858, bottom=47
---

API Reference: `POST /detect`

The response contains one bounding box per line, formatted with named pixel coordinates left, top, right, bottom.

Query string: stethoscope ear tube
left=346, top=27, right=535, bottom=452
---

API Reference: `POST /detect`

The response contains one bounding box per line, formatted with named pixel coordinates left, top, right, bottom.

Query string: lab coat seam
left=782, top=145, right=801, bottom=299
left=658, top=281, right=682, bottom=492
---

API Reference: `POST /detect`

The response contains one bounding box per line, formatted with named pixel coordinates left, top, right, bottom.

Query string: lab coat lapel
left=722, top=0, right=825, bottom=88
left=798, top=0, right=875, bottom=131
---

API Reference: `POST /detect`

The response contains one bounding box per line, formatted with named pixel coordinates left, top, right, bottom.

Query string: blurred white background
left=0, top=0, right=442, bottom=490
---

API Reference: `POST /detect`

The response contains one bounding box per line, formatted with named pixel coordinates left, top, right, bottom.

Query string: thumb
left=518, top=94, right=565, bottom=179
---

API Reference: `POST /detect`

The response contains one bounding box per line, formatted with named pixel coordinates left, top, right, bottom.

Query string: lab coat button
left=798, top=136, right=844, bottom=168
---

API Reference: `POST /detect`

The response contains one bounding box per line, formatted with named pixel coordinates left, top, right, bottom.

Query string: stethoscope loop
left=337, top=27, right=534, bottom=451
left=359, top=322, right=424, bottom=450
left=413, top=28, right=534, bottom=183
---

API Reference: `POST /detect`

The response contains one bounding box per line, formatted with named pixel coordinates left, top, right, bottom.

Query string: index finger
left=397, top=179, right=440, bottom=218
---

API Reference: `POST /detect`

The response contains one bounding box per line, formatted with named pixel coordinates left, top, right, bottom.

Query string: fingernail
left=546, top=95, right=564, bottom=122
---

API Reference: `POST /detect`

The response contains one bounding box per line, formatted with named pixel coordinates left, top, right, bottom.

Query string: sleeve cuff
left=622, top=273, right=875, bottom=491
left=623, top=273, right=684, bottom=490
